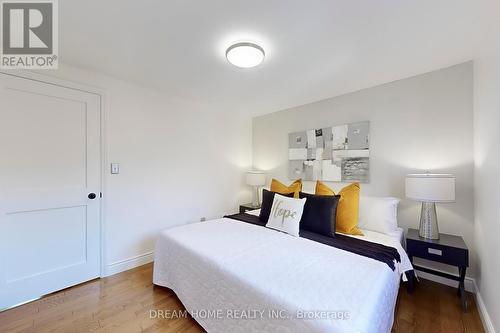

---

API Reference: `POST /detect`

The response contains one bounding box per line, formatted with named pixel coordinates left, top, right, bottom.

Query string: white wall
left=253, top=63, right=476, bottom=277
left=25, top=40, right=498, bottom=332
left=473, top=32, right=500, bottom=333
left=38, top=64, right=253, bottom=275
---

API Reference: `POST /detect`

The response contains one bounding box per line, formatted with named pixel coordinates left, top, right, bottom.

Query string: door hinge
left=100, top=192, right=103, bottom=198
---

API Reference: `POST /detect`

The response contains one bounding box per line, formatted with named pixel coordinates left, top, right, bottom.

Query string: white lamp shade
left=246, top=171, right=267, bottom=186
left=405, top=174, right=455, bottom=202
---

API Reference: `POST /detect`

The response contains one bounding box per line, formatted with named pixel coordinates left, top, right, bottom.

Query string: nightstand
left=239, top=203, right=261, bottom=214
left=406, top=228, right=469, bottom=311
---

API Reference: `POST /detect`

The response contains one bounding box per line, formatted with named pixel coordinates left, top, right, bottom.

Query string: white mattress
left=153, top=216, right=413, bottom=333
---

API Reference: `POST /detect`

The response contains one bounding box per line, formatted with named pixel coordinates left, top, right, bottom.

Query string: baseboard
left=104, top=251, right=154, bottom=277
left=474, top=281, right=497, bottom=333
left=414, top=269, right=476, bottom=292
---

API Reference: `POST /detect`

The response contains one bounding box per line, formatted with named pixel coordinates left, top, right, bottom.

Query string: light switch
left=111, top=163, right=120, bottom=174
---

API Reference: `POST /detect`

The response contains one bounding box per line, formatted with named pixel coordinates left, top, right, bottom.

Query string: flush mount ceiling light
left=226, top=42, right=265, bottom=68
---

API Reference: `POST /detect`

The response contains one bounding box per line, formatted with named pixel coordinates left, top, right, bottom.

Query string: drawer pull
left=428, top=248, right=442, bottom=256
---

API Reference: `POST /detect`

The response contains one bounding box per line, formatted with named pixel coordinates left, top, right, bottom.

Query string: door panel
left=5, top=205, right=87, bottom=283
left=0, top=73, right=101, bottom=310
left=3, top=90, right=88, bottom=190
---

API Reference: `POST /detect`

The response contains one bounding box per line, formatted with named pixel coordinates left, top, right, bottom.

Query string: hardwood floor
left=393, top=279, right=484, bottom=333
left=0, top=263, right=484, bottom=333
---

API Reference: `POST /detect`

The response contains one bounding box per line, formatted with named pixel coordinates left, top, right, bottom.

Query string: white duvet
left=153, top=217, right=413, bottom=333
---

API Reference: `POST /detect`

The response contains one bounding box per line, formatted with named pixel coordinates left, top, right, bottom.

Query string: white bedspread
left=153, top=218, right=413, bottom=333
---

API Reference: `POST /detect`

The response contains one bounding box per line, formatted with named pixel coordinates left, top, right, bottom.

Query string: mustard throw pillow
left=315, top=180, right=335, bottom=196
left=315, top=181, right=363, bottom=236
left=270, top=179, right=302, bottom=198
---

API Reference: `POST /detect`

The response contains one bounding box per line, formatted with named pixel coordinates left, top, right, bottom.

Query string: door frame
left=0, top=69, right=107, bottom=279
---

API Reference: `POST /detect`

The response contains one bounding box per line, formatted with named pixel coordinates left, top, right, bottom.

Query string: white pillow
left=265, top=193, right=306, bottom=237
left=358, top=196, right=400, bottom=235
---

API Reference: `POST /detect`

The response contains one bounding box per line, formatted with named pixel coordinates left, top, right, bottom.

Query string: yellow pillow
left=270, top=179, right=302, bottom=198
left=315, top=180, right=335, bottom=196
left=315, top=181, right=363, bottom=236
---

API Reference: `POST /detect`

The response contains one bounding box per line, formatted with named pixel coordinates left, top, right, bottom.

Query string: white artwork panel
left=315, top=148, right=324, bottom=160
left=322, top=159, right=341, bottom=181
left=332, top=125, right=348, bottom=150
left=332, top=149, right=370, bottom=158
left=306, top=129, right=317, bottom=148
left=288, top=148, right=307, bottom=160
left=288, top=160, right=305, bottom=179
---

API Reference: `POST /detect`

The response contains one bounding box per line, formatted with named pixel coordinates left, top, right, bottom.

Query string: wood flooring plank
left=0, top=263, right=485, bottom=333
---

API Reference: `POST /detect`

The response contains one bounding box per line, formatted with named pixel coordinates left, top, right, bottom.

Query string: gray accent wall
left=253, top=62, right=475, bottom=278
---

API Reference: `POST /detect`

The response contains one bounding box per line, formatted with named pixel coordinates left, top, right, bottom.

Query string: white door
left=0, top=73, right=101, bottom=310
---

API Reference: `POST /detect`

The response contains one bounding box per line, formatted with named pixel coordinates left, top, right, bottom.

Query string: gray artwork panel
left=322, top=127, right=332, bottom=159
left=302, top=160, right=321, bottom=180
left=289, top=121, right=370, bottom=183
left=323, top=141, right=333, bottom=159
left=304, top=165, right=313, bottom=180
left=289, top=131, right=307, bottom=148
left=307, top=148, right=316, bottom=159
left=322, top=127, right=333, bottom=144
left=341, top=157, right=369, bottom=183
left=315, top=129, right=324, bottom=148
left=288, top=160, right=305, bottom=179
left=347, top=121, right=370, bottom=150
left=332, top=157, right=342, bottom=167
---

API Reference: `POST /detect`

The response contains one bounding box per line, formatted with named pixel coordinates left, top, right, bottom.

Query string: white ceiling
left=60, top=0, right=494, bottom=115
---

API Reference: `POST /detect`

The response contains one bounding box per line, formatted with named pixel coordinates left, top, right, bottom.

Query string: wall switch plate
left=111, top=163, right=120, bottom=174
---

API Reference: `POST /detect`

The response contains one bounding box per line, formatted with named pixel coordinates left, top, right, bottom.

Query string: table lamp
left=246, top=171, right=267, bottom=208
left=405, top=173, right=455, bottom=240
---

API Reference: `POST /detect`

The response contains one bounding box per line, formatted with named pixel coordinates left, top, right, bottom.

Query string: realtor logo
left=1, top=0, right=58, bottom=69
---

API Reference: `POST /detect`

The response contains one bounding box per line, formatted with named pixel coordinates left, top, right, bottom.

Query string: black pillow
left=299, top=192, right=341, bottom=237
left=259, top=189, right=294, bottom=222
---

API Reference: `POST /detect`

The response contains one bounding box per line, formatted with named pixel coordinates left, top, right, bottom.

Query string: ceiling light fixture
left=226, top=42, right=265, bottom=68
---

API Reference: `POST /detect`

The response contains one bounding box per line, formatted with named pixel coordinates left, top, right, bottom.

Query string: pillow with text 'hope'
left=265, top=193, right=306, bottom=237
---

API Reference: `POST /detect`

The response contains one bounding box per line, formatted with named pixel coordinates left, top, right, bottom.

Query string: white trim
left=103, top=252, right=154, bottom=277
left=0, top=69, right=108, bottom=278
left=98, top=88, right=108, bottom=278
left=474, top=281, right=497, bottom=333
left=0, top=70, right=107, bottom=96
left=414, top=269, right=476, bottom=293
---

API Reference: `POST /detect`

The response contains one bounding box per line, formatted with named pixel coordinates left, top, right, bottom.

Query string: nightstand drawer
left=407, top=239, right=468, bottom=267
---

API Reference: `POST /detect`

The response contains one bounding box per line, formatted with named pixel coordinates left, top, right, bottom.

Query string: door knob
left=88, top=193, right=97, bottom=199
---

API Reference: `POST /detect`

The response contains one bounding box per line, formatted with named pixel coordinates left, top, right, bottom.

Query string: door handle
left=88, top=193, right=97, bottom=199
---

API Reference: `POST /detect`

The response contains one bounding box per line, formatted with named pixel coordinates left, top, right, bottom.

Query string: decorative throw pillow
left=259, top=189, right=294, bottom=222
left=270, top=178, right=302, bottom=198
left=265, top=193, right=306, bottom=237
left=315, top=180, right=335, bottom=196
left=299, top=192, right=341, bottom=237
left=315, top=181, right=363, bottom=236
left=358, top=196, right=400, bottom=235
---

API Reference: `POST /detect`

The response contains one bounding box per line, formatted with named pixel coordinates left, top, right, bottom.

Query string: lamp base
left=419, top=202, right=439, bottom=240
left=251, top=186, right=260, bottom=208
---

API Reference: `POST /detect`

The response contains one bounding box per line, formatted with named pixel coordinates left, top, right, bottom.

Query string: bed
left=153, top=209, right=413, bottom=333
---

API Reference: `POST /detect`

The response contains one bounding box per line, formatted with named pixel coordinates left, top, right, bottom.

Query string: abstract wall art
left=288, top=121, right=370, bottom=182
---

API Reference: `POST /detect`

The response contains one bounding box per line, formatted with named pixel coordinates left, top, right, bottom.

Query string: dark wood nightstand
left=406, top=228, right=469, bottom=311
left=239, top=203, right=261, bottom=214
